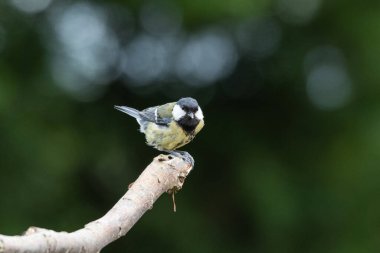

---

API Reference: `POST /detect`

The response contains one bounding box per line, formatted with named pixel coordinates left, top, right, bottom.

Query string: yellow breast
left=144, top=121, right=202, bottom=150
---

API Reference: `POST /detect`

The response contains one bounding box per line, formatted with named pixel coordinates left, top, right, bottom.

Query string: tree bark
left=0, top=154, right=192, bottom=253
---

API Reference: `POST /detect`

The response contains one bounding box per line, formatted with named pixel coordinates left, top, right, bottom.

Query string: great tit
left=114, top=97, right=204, bottom=165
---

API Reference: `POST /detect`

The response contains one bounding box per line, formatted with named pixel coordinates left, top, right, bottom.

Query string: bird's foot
left=167, top=150, right=194, bottom=167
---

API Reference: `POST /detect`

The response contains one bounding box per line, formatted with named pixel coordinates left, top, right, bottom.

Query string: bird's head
left=172, top=97, right=204, bottom=132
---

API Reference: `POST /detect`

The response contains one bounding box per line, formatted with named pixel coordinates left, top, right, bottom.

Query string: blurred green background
left=1, top=0, right=380, bottom=252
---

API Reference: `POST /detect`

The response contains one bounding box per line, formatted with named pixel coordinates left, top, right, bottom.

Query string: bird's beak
left=188, top=112, right=194, bottom=119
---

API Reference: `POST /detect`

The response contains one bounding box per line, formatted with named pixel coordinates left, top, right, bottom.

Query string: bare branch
left=0, top=154, right=192, bottom=253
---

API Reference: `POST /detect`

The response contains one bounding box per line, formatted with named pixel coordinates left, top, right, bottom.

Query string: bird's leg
left=166, top=150, right=194, bottom=167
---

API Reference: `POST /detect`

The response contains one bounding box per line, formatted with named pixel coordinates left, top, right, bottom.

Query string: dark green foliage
left=0, top=1, right=379, bottom=252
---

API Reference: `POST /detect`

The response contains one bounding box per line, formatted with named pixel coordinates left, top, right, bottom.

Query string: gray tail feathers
left=114, top=105, right=141, bottom=119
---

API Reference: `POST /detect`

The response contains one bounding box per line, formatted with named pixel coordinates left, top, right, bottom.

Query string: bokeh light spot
left=276, top=0, right=321, bottom=25
left=307, top=64, right=352, bottom=110
left=48, top=2, right=120, bottom=99
left=305, top=46, right=352, bottom=110
left=9, top=0, right=52, bottom=14
left=175, top=29, right=238, bottom=86
left=236, top=17, right=282, bottom=59
left=49, top=56, right=106, bottom=101
left=120, top=34, right=178, bottom=85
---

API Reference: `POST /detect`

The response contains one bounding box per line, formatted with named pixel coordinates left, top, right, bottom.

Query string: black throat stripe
left=176, top=117, right=199, bottom=133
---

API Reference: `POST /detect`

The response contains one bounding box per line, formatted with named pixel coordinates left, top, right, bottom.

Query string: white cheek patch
left=195, top=107, right=204, bottom=120
left=172, top=104, right=186, bottom=121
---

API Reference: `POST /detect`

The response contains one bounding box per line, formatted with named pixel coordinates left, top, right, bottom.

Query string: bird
left=114, top=97, right=204, bottom=165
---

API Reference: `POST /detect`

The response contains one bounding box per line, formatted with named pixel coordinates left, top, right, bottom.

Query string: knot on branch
left=23, top=227, right=52, bottom=236
left=155, top=154, right=192, bottom=194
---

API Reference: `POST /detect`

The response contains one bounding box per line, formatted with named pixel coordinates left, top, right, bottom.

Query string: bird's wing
left=140, top=102, right=175, bottom=126
left=157, top=102, right=176, bottom=118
